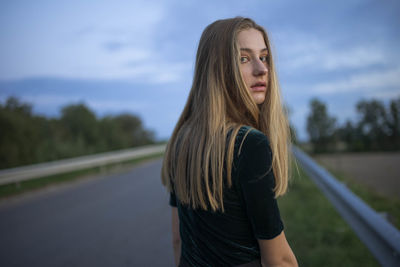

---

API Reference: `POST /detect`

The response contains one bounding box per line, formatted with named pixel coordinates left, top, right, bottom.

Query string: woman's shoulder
left=233, top=126, right=272, bottom=163
left=236, top=126, right=270, bottom=150
left=234, top=126, right=274, bottom=183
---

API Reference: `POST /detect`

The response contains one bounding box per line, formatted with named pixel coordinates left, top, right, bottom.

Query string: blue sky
left=1, top=0, right=399, bottom=141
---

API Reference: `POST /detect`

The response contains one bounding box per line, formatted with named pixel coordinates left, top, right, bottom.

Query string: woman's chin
left=251, top=91, right=266, bottom=105
left=252, top=96, right=265, bottom=105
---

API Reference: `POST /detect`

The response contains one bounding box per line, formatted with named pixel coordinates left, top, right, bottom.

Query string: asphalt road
left=0, top=158, right=174, bottom=267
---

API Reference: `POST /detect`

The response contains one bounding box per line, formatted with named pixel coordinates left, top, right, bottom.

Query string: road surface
left=0, top=158, right=174, bottom=267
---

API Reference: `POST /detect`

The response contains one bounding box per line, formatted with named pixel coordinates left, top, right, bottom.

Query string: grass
left=279, top=164, right=380, bottom=267
left=0, top=152, right=164, bottom=199
left=316, top=163, right=400, bottom=230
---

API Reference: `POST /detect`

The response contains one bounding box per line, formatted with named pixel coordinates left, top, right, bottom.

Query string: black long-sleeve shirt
left=169, top=126, right=284, bottom=266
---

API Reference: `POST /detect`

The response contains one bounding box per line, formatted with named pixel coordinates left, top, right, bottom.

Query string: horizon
left=1, top=0, right=399, bottom=141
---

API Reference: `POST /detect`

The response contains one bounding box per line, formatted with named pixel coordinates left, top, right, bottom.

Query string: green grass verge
left=279, top=164, right=380, bottom=267
left=0, top=152, right=164, bottom=199
left=315, top=163, right=400, bottom=230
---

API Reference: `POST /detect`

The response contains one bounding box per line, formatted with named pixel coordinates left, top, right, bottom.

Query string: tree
left=60, top=103, right=100, bottom=155
left=0, top=97, right=42, bottom=168
left=4, top=97, right=32, bottom=115
left=356, top=99, right=388, bottom=150
left=335, top=120, right=364, bottom=151
left=0, top=97, right=156, bottom=169
left=333, top=97, right=400, bottom=152
left=114, top=114, right=154, bottom=146
left=385, top=97, right=400, bottom=150
left=99, top=114, right=155, bottom=150
left=306, top=98, right=337, bottom=153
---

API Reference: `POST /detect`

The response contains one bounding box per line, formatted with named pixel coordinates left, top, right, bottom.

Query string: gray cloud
left=103, top=41, right=127, bottom=52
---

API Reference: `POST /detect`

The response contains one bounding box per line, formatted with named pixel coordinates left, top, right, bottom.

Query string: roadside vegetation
left=305, top=96, right=400, bottom=153
left=0, top=96, right=161, bottom=198
left=303, top=95, right=400, bottom=229
left=316, top=163, right=400, bottom=230
left=0, top=97, right=156, bottom=170
left=279, top=164, right=380, bottom=267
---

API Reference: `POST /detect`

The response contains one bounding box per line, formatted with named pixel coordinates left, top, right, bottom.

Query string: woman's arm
left=258, top=231, right=298, bottom=267
left=171, top=207, right=181, bottom=266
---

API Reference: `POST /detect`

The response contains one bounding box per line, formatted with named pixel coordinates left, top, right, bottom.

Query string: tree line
left=0, top=97, right=155, bottom=169
left=306, top=96, right=400, bottom=153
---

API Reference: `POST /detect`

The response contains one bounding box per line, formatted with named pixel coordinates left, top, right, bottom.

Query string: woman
left=162, top=17, right=298, bottom=267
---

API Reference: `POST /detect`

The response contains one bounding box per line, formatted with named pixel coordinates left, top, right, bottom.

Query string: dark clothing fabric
left=179, top=257, right=261, bottom=267
left=169, top=126, right=284, bottom=266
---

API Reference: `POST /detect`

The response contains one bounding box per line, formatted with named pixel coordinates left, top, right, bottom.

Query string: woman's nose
left=253, top=60, right=268, bottom=76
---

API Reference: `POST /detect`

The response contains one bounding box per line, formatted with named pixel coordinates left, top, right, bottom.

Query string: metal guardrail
left=292, top=146, right=400, bottom=267
left=0, top=144, right=166, bottom=186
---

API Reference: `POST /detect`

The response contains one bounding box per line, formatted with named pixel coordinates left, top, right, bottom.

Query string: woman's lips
left=251, top=86, right=266, bottom=92
left=251, top=82, right=266, bottom=92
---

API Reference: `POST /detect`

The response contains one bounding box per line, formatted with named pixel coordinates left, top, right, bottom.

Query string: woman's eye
left=260, top=55, right=268, bottom=62
left=240, top=56, right=249, bottom=63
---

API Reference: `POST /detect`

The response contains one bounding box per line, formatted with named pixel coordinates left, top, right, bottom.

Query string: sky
left=0, top=0, right=399, bottom=141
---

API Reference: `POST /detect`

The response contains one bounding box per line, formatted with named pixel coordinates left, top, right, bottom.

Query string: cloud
left=21, top=95, right=85, bottom=106
left=87, top=99, right=149, bottom=112
left=276, top=32, right=388, bottom=72
left=12, top=94, right=149, bottom=116
left=0, top=1, right=169, bottom=82
left=321, top=47, right=386, bottom=70
left=311, top=67, right=400, bottom=94
left=123, top=61, right=193, bottom=84
left=103, top=41, right=127, bottom=52
left=366, top=89, right=400, bottom=100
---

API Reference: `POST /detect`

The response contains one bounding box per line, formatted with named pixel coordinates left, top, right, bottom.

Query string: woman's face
left=237, top=28, right=269, bottom=105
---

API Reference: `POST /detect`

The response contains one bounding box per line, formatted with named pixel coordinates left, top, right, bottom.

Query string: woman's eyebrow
left=240, top=48, right=268, bottom=53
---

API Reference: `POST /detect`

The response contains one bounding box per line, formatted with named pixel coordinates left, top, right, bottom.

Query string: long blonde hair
left=161, top=17, right=291, bottom=211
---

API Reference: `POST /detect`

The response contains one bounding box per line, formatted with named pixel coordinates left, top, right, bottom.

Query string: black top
left=169, top=126, right=284, bottom=266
